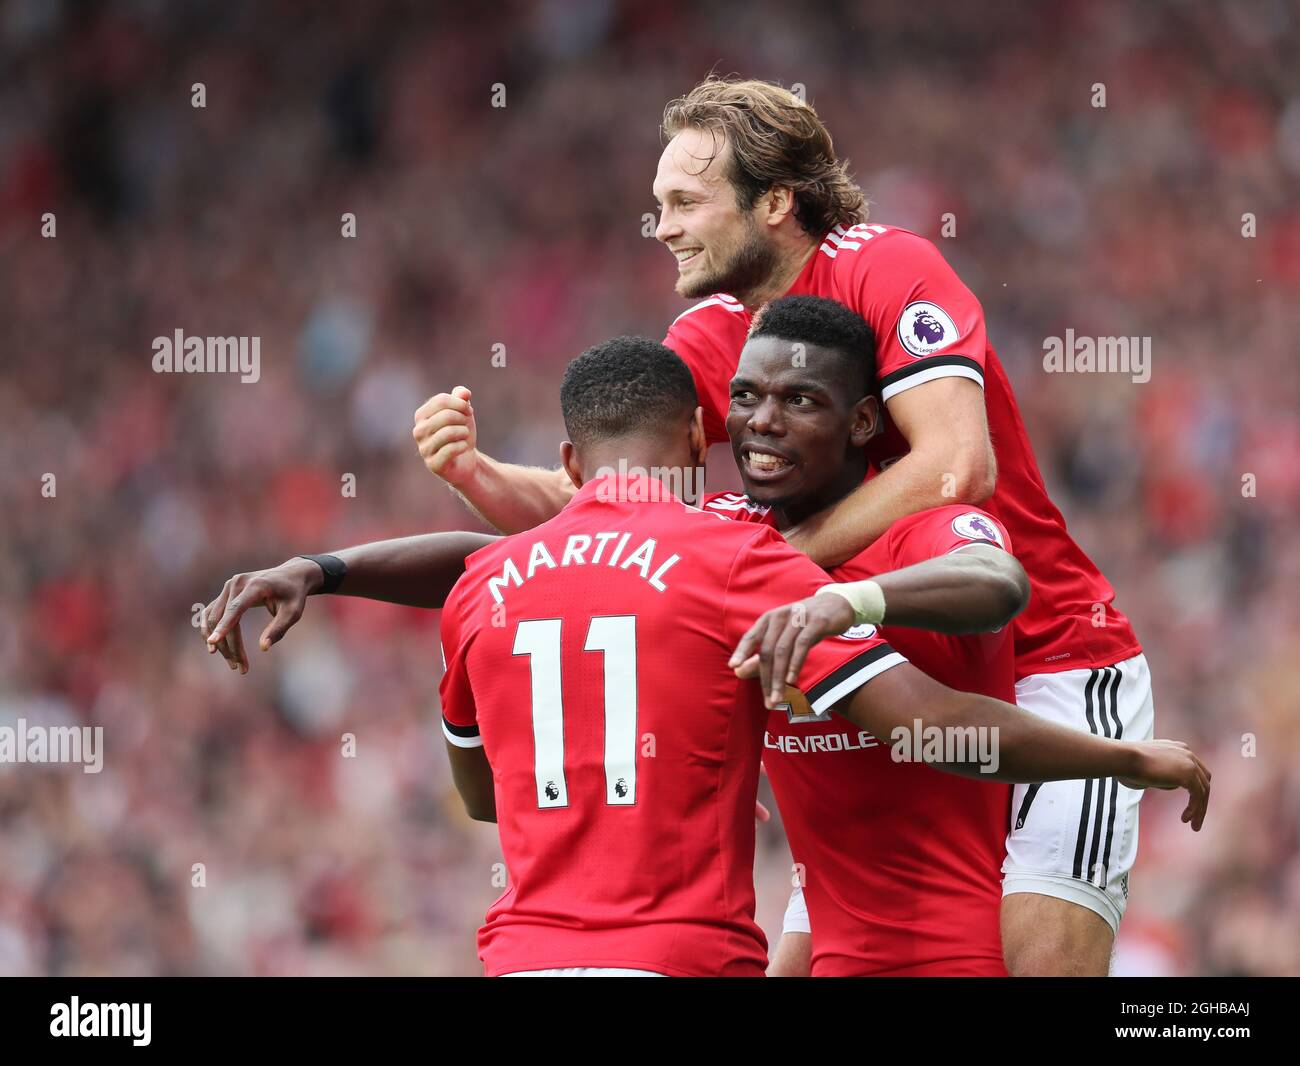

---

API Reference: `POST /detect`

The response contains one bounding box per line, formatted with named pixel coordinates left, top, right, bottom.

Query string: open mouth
left=673, top=247, right=702, bottom=268
left=741, top=446, right=795, bottom=481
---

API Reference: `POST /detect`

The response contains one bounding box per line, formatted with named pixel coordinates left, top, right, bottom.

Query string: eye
left=730, top=390, right=757, bottom=405
left=788, top=395, right=815, bottom=408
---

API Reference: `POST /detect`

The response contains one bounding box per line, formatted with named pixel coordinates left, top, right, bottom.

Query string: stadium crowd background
left=0, top=0, right=1297, bottom=976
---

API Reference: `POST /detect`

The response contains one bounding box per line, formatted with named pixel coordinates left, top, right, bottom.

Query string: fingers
left=733, top=653, right=760, bottom=680
left=414, top=407, right=472, bottom=447
left=259, top=598, right=304, bottom=650
left=413, top=389, right=472, bottom=423
left=227, top=610, right=248, bottom=673
left=417, top=424, right=472, bottom=463
left=784, top=626, right=820, bottom=688
left=729, top=615, right=768, bottom=671
left=768, top=620, right=801, bottom=707
left=754, top=800, right=771, bottom=824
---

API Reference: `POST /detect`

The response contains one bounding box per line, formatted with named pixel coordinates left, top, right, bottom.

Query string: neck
left=738, top=234, right=819, bottom=310
left=767, top=455, right=867, bottom=531
left=579, top=442, right=702, bottom=505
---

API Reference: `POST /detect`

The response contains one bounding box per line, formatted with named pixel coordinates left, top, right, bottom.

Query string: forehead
left=653, top=128, right=731, bottom=197
left=734, top=335, right=844, bottom=388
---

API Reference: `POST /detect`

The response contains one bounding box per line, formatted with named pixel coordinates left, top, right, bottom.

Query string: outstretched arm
left=414, top=386, right=575, bottom=533
left=201, top=531, right=496, bottom=672
left=836, top=662, right=1210, bottom=828
left=730, top=543, right=1027, bottom=703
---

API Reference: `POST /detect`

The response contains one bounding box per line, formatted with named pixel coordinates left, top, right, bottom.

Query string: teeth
left=747, top=452, right=789, bottom=471
left=675, top=249, right=700, bottom=262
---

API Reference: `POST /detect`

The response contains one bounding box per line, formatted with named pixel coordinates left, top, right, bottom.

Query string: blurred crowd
left=0, top=0, right=1297, bottom=976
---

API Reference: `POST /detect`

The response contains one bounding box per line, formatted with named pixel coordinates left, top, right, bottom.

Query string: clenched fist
left=413, top=386, right=479, bottom=487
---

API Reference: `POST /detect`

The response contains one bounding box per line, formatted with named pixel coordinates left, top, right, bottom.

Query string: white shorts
left=1002, top=652, right=1154, bottom=933
left=502, top=968, right=665, bottom=977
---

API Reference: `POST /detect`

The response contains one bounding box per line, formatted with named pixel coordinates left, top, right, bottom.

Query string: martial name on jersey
left=484, top=532, right=682, bottom=603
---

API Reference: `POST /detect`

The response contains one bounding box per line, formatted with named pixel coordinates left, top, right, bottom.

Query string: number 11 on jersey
left=512, top=616, right=639, bottom=810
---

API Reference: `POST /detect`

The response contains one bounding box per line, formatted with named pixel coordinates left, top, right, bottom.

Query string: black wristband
left=299, top=554, right=347, bottom=594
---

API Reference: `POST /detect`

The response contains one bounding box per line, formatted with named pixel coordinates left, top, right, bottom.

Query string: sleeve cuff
left=806, top=645, right=907, bottom=714
left=442, top=717, right=483, bottom=749
left=879, top=356, right=985, bottom=403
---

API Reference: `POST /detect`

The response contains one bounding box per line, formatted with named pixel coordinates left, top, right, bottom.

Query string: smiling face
left=726, top=334, right=878, bottom=524
left=652, top=127, right=778, bottom=301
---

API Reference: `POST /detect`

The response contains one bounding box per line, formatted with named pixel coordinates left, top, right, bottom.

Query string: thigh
left=1002, top=654, right=1155, bottom=933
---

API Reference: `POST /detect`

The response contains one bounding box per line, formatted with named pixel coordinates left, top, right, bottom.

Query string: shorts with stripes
left=1001, top=653, right=1155, bottom=933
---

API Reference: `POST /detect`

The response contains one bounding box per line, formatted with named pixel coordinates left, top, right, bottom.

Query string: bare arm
left=414, top=386, right=575, bottom=533
left=202, top=531, right=496, bottom=672
left=446, top=741, right=496, bottom=822
left=836, top=663, right=1210, bottom=828
left=729, top=543, right=1028, bottom=702
left=786, top=378, right=996, bottom=567
left=871, top=542, right=1027, bottom=634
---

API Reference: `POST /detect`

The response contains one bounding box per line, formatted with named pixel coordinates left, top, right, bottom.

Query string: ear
left=689, top=406, right=709, bottom=466
left=850, top=395, right=881, bottom=448
left=560, top=440, right=584, bottom=489
left=759, top=185, right=797, bottom=228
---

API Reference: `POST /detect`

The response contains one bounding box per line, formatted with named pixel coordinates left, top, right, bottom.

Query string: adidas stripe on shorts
left=1002, top=652, right=1155, bottom=932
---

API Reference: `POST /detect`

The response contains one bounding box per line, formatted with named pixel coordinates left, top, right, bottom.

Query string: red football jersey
left=702, top=494, right=1014, bottom=975
left=439, top=473, right=905, bottom=977
left=665, top=225, right=1142, bottom=679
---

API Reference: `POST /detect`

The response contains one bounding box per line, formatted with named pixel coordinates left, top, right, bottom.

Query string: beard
left=676, top=219, right=779, bottom=300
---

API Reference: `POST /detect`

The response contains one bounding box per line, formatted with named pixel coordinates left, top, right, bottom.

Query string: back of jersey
left=439, top=473, right=900, bottom=976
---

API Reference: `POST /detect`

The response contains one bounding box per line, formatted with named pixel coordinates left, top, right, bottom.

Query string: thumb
left=452, top=385, right=472, bottom=403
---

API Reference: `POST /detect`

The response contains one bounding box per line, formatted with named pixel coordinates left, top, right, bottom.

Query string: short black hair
left=560, top=336, right=699, bottom=447
left=748, top=295, right=877, bottom=399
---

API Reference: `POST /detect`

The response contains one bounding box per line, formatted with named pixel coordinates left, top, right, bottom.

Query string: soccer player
left=708, top=294, right=1021, bottom=975
left=413, top=77, right=1156, bottom=976
left=206, top=339, right=1208, bottom=978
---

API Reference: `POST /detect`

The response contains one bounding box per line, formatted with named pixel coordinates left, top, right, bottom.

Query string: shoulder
left=699, top=491, right=774, bottom=523
left=668, top=292, right=748, bottom=327
left=817, top=224, right=953, bottom=282
left=891, top=505, right=1011, bottom=553
left=664, top=294, right=751, bottom=356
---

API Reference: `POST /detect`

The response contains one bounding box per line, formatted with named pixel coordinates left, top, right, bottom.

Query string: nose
left=655, top=207, right=681, bottom=245
left=747, top=395, right=785, bottom=437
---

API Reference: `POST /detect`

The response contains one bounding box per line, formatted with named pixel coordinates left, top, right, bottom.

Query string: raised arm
left=785, top=377, right=995, bottom=567
left=201, top=531, right=496, bottom=672
left=414, top=386, right=575, bottom=533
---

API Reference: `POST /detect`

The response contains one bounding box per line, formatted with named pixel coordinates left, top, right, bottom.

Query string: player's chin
left=740, top=470, right=804, bottom=507
left=674, top=260, right=717, bottom=299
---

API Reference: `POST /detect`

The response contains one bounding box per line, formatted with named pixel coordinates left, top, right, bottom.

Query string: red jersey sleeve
left=840, top=229, right=988, bottom=405
left=662, top=295, right=751, bottom=445
left=883, top=505, right=1014, bottom=567
left=722, top=526, right=906, bottom=717
left=437, top=583, right=482, bottom=749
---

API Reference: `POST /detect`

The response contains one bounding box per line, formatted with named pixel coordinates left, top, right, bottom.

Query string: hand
left=1120, top=740, right=1212, bottom=831
left=200, top=557, right=323, bottom=674
left=729, top=593, right=857, bottom=708
left=413, top=386, right=479, bottom=488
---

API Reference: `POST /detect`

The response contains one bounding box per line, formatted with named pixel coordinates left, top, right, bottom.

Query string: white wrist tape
left=816, top=579, right=886, bottom=626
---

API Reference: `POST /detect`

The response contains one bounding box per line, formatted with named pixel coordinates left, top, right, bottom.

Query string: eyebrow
left=730, top=376, right=832, bottom=396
